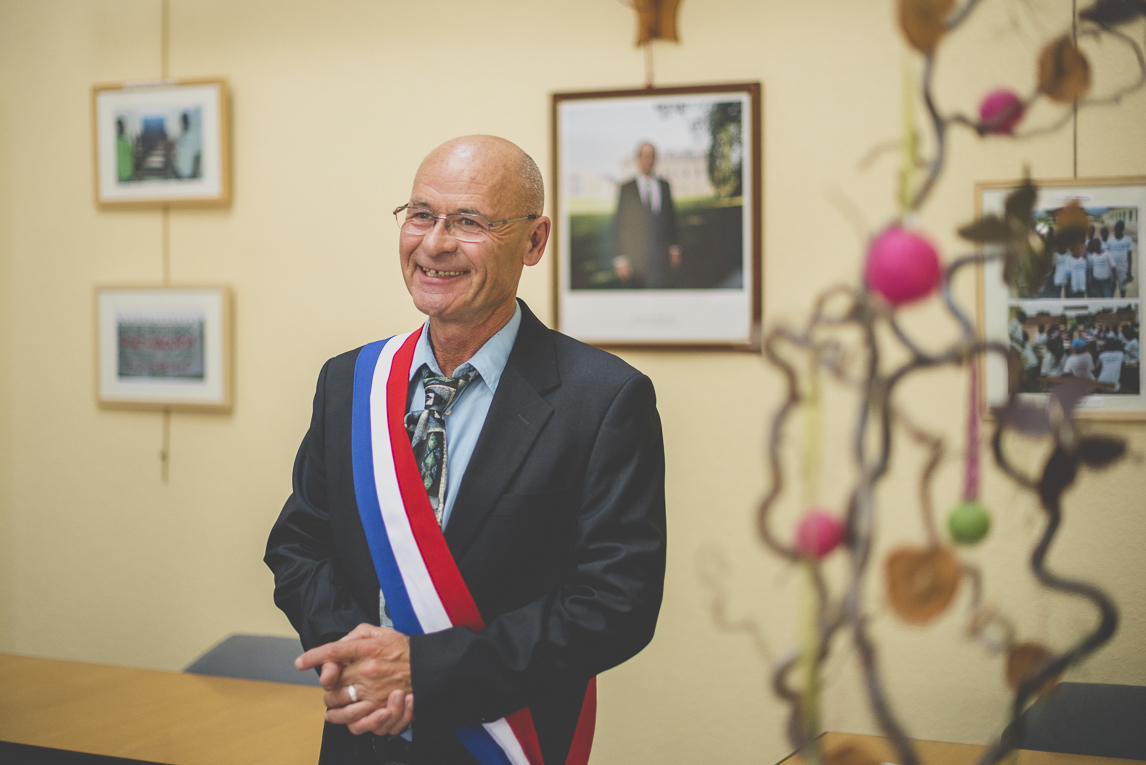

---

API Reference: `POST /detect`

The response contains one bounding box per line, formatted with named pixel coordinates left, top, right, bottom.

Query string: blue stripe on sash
left=351, top=338, right=422, bottom=636
left=353, top=337, right=527, bottom=765
left=454, top=726, right=515, bottom=765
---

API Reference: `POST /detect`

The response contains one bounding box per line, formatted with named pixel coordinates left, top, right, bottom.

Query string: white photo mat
left=553, top=84, right=761, bottom=349
left=979, top=178, right=1145, bottom=418
left=96, top=286, right=232, bottom=411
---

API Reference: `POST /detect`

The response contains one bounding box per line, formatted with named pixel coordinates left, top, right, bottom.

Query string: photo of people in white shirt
left=1017, top=205, right=1138, bottom=300
left=1007, top=304, right=1140, bottom=396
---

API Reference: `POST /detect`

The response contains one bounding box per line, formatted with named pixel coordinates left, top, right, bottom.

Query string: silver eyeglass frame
left=393, top=204, right=538, bottom=242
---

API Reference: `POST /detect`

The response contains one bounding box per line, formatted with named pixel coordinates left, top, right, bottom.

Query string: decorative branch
left=728, top=3, right=1141, bottom=764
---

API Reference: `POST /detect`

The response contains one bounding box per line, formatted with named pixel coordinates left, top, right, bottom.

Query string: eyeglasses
left=393, top=204, right=538, bottom=243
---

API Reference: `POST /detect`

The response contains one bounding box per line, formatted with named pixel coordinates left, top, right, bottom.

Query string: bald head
left=417, top=135, right=544, bottom=217
left=400, top=135, right=552, bottom=359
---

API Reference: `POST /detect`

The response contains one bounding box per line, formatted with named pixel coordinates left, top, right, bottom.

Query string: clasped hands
left=295, top=623, right=414, bottom=737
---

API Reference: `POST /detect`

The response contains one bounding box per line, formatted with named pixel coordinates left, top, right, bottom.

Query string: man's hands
left=295, top=624, right=414, bottom=737
left=614, top=257, right=633, bottom=282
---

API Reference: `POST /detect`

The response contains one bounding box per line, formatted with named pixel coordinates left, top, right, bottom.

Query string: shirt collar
left=408, top=301, right=522, bottom=395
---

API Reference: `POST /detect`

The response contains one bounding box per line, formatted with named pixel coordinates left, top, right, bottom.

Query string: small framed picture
left=552, top=83, right=762, bottom=349
left=92, top=78, right=231, bottom=207
left=978, top=177, right=1145, bottom=419
left=95, top=286, right=233, bottom=411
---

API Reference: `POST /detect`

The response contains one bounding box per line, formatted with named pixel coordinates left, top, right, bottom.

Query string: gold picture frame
left=95, top=285, right=233, bottom=412
left=977, top=176, right=1146, bottom=419
left=92, top=78, right=231, bottom=208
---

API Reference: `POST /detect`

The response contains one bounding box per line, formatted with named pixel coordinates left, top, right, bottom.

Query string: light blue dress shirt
left=377, top=304, right=522, bottom=743
left=406, top=301, right=522, bottom=531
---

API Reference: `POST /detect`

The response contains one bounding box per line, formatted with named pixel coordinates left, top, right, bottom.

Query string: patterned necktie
left=404, top=367, right=479, bottom=525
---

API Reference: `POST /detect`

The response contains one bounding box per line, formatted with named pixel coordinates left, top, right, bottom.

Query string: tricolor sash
left=350, top=328, right=596, bottom=765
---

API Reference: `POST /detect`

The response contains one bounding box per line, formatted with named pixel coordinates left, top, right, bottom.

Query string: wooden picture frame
left=552, top=83, right=762, bottom=350
left=92, top=78, right=231, bottom=207
left=95, top=286, right=233, bottom=412
left=977, top=176, right=1145, bottom=419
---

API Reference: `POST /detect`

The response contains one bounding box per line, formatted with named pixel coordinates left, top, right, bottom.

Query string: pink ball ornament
left=978, top=88, right=1025, bottom=135
left=865, top=226, right=942, bottom=306
left=795, top=510, right=845, bottom=559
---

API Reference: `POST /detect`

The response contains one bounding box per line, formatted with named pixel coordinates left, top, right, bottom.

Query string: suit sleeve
left=264, top=359, right=373, bottom=650
left=410, top=372, right=667, bottom=726
left=664, top=180, right=679, bottom=248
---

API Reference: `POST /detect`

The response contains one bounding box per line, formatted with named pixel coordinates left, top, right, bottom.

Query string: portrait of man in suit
left=612, top=142, right=681, bottom=289
left=265, top=135, right=667, bottom=765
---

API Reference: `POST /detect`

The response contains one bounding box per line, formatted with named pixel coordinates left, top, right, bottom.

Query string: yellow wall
left=1, top=1, right=1144, bottom=762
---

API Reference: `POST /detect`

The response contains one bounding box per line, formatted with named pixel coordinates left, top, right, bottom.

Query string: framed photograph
left=92, top=78, right=231, bottom=207
left=978, top=177, right=1145, bottom=418
left=552, top=83, right=762, bottom=349
left=95, top=286, right=232, bottom=411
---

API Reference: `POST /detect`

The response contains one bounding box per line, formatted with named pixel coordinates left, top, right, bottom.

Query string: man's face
left=399, top=145, right=543, bottom=329
left=637, top=144, right=656, bottom=176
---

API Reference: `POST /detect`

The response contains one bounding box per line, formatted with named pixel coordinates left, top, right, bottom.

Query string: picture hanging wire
left=159, top=0, right=171, bottom=288
left=160, top=0, right=169, bottom=80
left=161, top=408, right=171, bottom=483
left=1072, top=0, right=1077, bottom=178
left=161, top=205, right=170, bottom=285
left=160, top=0, right=172, bottom=482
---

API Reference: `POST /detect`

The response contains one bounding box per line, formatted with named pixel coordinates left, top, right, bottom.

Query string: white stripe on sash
left=369, top=331, right=452, bottom=633
left=363, top=331, right=542, bottom=765
left=484, top=719, right=532, bottom=765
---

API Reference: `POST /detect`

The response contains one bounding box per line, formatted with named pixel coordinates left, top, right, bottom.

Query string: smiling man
left=265, top=135, right=667, bottom=765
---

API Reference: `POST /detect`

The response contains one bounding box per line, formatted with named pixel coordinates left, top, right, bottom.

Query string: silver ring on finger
left=347, top=684, right=358, bottom=703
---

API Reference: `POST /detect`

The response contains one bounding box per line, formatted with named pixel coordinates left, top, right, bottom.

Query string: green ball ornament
left=948, top=501, right=991, bottom=545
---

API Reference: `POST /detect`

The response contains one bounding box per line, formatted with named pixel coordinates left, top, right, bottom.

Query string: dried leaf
left=1038, top=36, right=1092, bottom=103
left=1077, top=435, right=1126, bottom=467
left=1054, top=200, right=1090, bottom=233
left=972, top=177, right=1045, bottom=290
left=886, top=546, right=962, bottom=624
left=825, top=743, right=882, bottom=765
left=1003, top=178, right=1038, bottom=223
left=1006, top=642, right=1060, bottom=698
left=1079, top=0, right=1146, bottom=28
left=898, top=0, right=956, bottom=54
left=992, top=399, right=1053, bottom=435
left=1016, top=233, right=1052, bottom=296
left=957, top=216, right=1012, bottom=243
left=1049, top=375, right=1097, bottom=415
left=1003, top=252, right=1022, bottom=287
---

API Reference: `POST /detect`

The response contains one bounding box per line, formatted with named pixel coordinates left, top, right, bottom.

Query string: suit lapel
left=444, top=302, right=559, bottom=561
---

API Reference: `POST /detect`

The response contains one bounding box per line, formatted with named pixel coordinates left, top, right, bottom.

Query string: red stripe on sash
left=382, top=326, right=596, bottom=765
left=385, top=327, right=485, bottom=631
left=505, top=709, right=544, bottom=765
left=564, top=678, right=597, bottom=765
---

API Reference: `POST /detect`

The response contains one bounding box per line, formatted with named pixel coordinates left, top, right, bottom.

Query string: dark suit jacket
left=612, top=177, right=678, bottom=289
left=265, top=301, right=667, bottom=764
